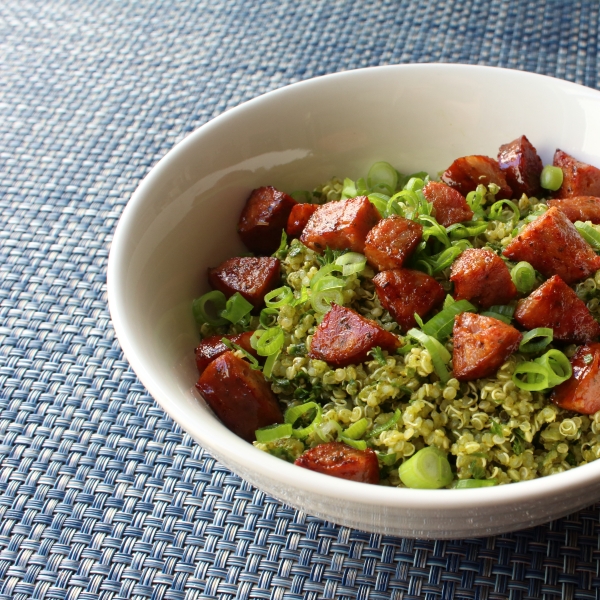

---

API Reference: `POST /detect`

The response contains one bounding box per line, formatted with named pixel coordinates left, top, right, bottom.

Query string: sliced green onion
left=220, top=292, right=253, bottom=324
left=519, top=328, right=553, bottom=353
left=290, top=190, right=313, bottom=203
left=534, top=349, right=572, bottom=387
left=285, top=401, right=322, bottom=439
left=454, top=479, right=497, bottom=489
left=510, top=261, right=536, bottom=294
left=421, top=299, right=477, bottom=341
left=419, top=214, right=451, bottom=248
left=465, top=185, right=487, bottom=220
left=311, top=288, right=344, bottom=313
left=446, top=221, right=489, bottom=239
left=273, top=230, right=288, bottom=258
left=310, top=263, right=343, bottom=289
left=255, top=327, right=285, bottom=357
left=335, top=252, right=367, bottom=276
left=259, top=307, right=279, bottom=329
left=407, top=328, right=450, bottom=383
left=369, top=409, right=401, bottom=439
left=264, top=286, right=294, bottom=308
left=343, top=418, right=369, bottom=440
left=341, top=177, right=357, bottom=199
left=427, top=245, right=464, bottom=273
left=377, top=452, right=398, bottom=466
left=339, top=435, right=367, bottom=450
left=443, top=294, right=456, bottom=309
left=574, top=221, right=600, bottom=251
left=262, top=350, right=280, bottom=379
left=356, top=177, right=369, bottom=195
left=192, top=290, right=228, bottom=326
left=398, top=446, right=453, bottom=489
left=488, top=304, right=515, bottom=317
left=368, top=193, right=389, bottom=217
left=540, top=165, right=563, bottom=191
left=489, top=199, right=520, bottom=225
left=221, top=337, right=260, bottom=370
left=396, top=342, right=416, bottom=355
left=255, top=423, right=293, bottom=443
left=367, top=161, right=398, bottom=195
left=311, top=275, right=344, bottom=293
left=512, top=361, right=549, bottom=391
left=404, top=176, right=426, bottom=193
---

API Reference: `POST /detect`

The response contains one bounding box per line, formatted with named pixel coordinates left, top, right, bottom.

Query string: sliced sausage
left=422, top=181, right=474, bottom=227
left=195, top=331, right=258, bottom=375
left=452, top=313, right=522, bottom=381
left=286, top=203, right=319, bottom=238
left=502, top=206, right=600, bottom=285
left=553, top=149, right=600, bottom=199
left=309, top=304, right=401, bottom=367
left=294, top=442, right=380, bottom=484
left=300, top=196, right=381, bottom=254
left=364, top=216, right=423, bottom=271
left=450, top=248, right=518, bottom=309
left=208, top=256, right=280, bottom=309
left=373, top=268, right=445, bottom=332
left=547, top=196, right=600, bottom=224
left=497, top=135, right=543, bottom=198
left=552, top=343, right=600, bottom=415
left=196, top=350, right=283, bottom=442
left=238, top=186, right=297, bottom=254
left=441, top=155, right=513, bottom=199
left=514, top=275, right=600, bottom=343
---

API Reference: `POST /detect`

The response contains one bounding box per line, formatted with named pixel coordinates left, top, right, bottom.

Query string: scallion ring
left=454, top=479, right=497, bottom=489
left=264, top=286, right=294, bottom=308
left=519, top=328, right=553, bottom=353
left=421, top=299, right=477, bottom=341
left=540, top=165, right=563, bottom=191
left=368, top=193, right=389, bottom=217
left=255, top=327, right=285, bottom=357
left=262, top=350, right=280, bottom=379
left=311, top=275, right=344, bottom=293
left=534, top=349, right=572, bottom=387
left=407, top=328, right=451, bottom=383
left=192, top=290, right=228, bottom=326
left=255, top=423, right=293, bottom=443
left=284, top=401, right=322, bottom=439
left=311, top=288, right=344, bottom=314
left=369, top=409, right=401, bottom=439
left=343, top=418, right=369, bottom=440
left=398, top=446, right=453, bottom=489
left=220, top=292, right=253, bottom=324
left=510, top=261, right=536, bottom=294
left=259, top=307, right=279, bottom=329
left=335, top=252, right=367, bottom=276
left=447, top=221, right=489, bottom=239
left=367, top=161, right=398, bottom=195
left=489, top=199, right=520, bottom=225
left=512, top=361, right=549, bottom=391
left=309, top=263, right=343, bottom=290
left=339, top=435, right=367, bottom=451
left=574, top=221, right=600, bottom=251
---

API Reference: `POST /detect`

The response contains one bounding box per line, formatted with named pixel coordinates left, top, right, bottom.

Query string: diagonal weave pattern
left=1, top=1, right=600, bottom=599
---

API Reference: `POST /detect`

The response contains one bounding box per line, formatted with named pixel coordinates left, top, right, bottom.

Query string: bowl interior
left=108, top=64, right=600, bottom=536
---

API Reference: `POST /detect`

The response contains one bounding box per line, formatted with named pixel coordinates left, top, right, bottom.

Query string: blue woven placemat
left=2, top=1, right=600, bottom=599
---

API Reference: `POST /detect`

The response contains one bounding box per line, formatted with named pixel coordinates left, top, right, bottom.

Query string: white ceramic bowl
left=108, top=64, right=600, bottom=539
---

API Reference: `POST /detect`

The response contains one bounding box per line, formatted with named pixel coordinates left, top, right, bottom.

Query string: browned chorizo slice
left=300, top=196, right=381, bottom=254
left=238, top=186, right=297, bottom=254
left=309, top=304, right=401, bottom=367
left=364, top=216, right=423, bottom=271
left=502, top=206, right=600, bottom=285
left=497, top=135, right=543, bottom=198
left=441, top=155, right=513, bottom=199
left=551, top=343, right=600, bottom=415
left=373, top=268, right=445, bottom=332
left=422, top=181, right=474, bottom=227
left=450, top=248, right=518, bottom=309
left=294, top=442, right=380, bottom=484
left=208, top=256, right=280, bottom=309
left=195, top=331, right=257, bottom=375
left=547, top=196, right=600, bottom=224
left=553, top=149, right=600, bottom=199
left=286, top=203, right=319, bottom=238
left=452, top=313, right=522, bottom=381
left=513, top=275, right=600, bottom=343
left=196, top=350, right=283, bottom=442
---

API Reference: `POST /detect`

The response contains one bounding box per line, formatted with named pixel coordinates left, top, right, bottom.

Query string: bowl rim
left=107, top=62, right=600, bottom=511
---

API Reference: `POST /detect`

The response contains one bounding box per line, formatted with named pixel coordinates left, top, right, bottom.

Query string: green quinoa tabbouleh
left=195, top=158, right=600, bottom=488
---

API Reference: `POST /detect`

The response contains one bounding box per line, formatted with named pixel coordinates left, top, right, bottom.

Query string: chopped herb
left=490, top=419, right=503, bottom=437
left=512, top=436, right=524, bottom=455
left=566, top=452, right=577, bottom=466
left=288, top=343, right=307, bottom=356
left=368, top=346, right=386, bottom=365
left=468, top=460, right=486, bottom=480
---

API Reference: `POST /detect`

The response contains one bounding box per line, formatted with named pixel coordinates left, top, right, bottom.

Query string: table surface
left=2, top=1, right=600, bottom=599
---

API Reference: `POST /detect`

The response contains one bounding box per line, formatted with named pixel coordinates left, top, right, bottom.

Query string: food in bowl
left=192, top=135, right=600, bottom=490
